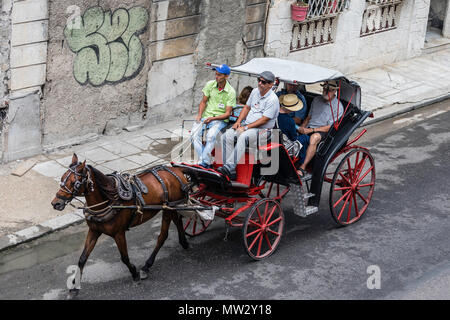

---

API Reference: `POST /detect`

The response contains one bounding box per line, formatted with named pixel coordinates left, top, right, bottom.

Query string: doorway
left=424, top=0, right=450, bottom=50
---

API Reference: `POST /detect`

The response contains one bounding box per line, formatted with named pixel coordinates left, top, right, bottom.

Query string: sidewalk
left=1, top=46, right=449, bottom=252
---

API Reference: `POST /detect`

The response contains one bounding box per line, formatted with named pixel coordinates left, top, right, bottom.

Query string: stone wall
left=265, top=0, right=431, bottom=74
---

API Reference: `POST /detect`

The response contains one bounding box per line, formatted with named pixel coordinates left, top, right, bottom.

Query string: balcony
left=360, top=0, right=403, bottom=37
left=290, top=0, right=350, bottom=51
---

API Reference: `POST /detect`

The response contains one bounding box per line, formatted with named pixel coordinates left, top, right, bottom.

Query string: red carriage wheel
left=329, top=148, right=375, bottom=226
left=183, top=215, right=212, bottom=237
left=242, top=199, right=284, bottom=260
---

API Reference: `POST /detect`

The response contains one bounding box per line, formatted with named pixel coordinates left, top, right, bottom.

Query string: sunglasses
left=258, top=78, right=271, bottom=85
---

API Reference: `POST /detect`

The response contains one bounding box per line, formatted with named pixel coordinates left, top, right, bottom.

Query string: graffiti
left=64, top=6, right=148, bottom=86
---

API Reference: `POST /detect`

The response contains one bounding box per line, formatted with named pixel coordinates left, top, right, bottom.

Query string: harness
left=64, top=164, right=192, bottom=229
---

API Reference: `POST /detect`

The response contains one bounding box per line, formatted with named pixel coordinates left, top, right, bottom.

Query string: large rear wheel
left=242, top=199, right=284, bottom=260
left=329, top=148, right=375, bottom=226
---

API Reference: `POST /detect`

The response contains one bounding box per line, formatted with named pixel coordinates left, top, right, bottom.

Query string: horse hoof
left=140, top=269, right=149, bottom=280
left=67, top=289, right=79, bottom=300
left=181, top=241, right=189, bottom=250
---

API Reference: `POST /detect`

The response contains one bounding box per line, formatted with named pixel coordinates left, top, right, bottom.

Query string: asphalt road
left=0, top=100, right=449, bottom=301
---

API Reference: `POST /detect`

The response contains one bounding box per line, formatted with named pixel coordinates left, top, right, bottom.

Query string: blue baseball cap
left=213, top=64, right=231, bottom=75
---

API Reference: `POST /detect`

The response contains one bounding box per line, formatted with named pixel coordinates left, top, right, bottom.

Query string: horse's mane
left=88, top=165, right=118, bottom=201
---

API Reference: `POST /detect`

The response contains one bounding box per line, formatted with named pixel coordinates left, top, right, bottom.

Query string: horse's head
left=51, top=154, right=93, bottom=211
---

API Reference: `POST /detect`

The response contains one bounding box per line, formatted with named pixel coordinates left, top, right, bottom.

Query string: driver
left=297, top=80, right=343, bottom=177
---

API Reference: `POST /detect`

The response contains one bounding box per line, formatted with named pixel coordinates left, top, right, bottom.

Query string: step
left=303, top=192, right=314, bottom=200
left=305, top=206, right=319, bottom=216
left=300, top=172, right=312, bottom=182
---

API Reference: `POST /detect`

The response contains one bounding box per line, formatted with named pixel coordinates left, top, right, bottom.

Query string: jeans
left=221, top=127, right=271, bottom=171
left=191, top=119, right=227, bottom=165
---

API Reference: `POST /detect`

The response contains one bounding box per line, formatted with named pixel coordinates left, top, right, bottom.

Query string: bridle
left=57, top=163, right=94, bottom=203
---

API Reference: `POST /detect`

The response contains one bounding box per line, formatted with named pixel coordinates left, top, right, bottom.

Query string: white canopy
left=225, top=57, right=346, bottom=84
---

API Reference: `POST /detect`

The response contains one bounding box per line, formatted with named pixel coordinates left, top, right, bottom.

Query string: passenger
left=191, top=64, right=236, bottom=169
left=218, top=71, right=279, bottom=180
left=230, top=86, right=253, bottom=122
left=297, top=80, right=343, bottom=177
left=277, top=94, right=303, bottom=142
left=276, top=82, right=308, bottom=126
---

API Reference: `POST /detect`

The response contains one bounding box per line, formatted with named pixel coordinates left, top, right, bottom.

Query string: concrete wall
left=41, top=0, right=152, bottom=150
left=265, top=0, right=431, bottom=74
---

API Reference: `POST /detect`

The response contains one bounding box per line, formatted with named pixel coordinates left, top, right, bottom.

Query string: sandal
left=297, top=168, right=307, bottom=177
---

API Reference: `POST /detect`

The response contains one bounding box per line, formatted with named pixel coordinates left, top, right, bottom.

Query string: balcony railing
left=306, top=0, right=349, bottom=20
left=290, top=0, right=349, bottom=52
left=360, top=0, right=403, bottom=36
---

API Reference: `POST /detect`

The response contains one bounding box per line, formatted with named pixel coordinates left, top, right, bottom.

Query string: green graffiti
left=64, top=6, right=148, bottom=86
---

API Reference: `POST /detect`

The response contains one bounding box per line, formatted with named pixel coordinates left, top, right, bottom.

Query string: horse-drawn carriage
left=52, top=58, right=375, bottom=296
left=175, top=57, right=376, bottom=260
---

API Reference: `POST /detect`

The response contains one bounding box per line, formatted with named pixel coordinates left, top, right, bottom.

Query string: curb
left=362, top=93, right=450, bottom=127
left=0, top=94, right=448, bottom=253
left=0, top=210, right=85, bottom=253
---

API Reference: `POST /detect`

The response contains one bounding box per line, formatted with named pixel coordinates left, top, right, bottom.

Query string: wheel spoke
left=334, top=189, right=352, bottom=208
left=248, top=231, right=262, bottom=251
left=246, top=227, right=261, bottom=238
left=358, top=182, right=374, bottom=188
left=264, top=233, right=273, bottom=251
left=337, top=192, right=352, bottom=221
left=347, top=193, right=353, bottom=223
left=257, top=232, right=263, bottom=257
left=256, top=207, right=263, bottom=224
left=339, top=171, right=352, bottom=186
left=264, top=204, right=277, bottom=225
left=355, top=154, right=368, bottom=181
left=249, top=219, right=262, bottom=228
left=346, top=158, right=353, bottom=183
left=353, top=192, right=360, bottom=217
left=267, top=216, right=282, bottom=227
left=267, top=228, right=280, bottom=236
left=334, top=186, right=351, bottom=191
left=355, top=165, right=374, bottom=185
left=356, top=190, right=369, bottom=204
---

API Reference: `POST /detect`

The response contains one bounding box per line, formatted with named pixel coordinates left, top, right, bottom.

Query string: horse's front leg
left=68, top=229, right=101, bottom=299
left=114, top=231, right=140, bottom=281
left=140, top=211, right=171, bottom=280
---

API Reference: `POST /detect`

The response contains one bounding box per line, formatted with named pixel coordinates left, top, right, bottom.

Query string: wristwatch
left=244, top=125, right=249, bottom=131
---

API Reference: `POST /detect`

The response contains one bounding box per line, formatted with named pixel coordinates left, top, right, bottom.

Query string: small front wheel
left=242, top=199, right=284, bottom=260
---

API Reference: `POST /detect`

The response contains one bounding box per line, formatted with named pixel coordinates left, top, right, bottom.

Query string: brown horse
left=51, top=154, right=190, bottom=297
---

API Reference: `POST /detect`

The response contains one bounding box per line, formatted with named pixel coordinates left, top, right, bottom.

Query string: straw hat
left=280, top=94, right=303, bottom=112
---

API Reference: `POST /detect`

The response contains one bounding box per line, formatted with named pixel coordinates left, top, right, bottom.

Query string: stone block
left=244, top=22, right=265, bottom=42
left=3, top=93, right=42, bottom=162
left=151, top=0, right=201, bottom=22
left=149, top=35, right=197, bottom=61
left=246, top=3, right=267, bottom=24
left=12, top=0, right=48, bottom=24
left=150, top=15, right=201, bottom=41
left=11, top=20, right=48, bottom=46
left=10, top=42, right=47, bottom=68
left=10, top=63, right=46, bottom=91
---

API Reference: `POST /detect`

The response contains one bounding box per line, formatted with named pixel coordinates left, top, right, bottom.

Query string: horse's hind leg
left=140, top=210, right=171, bottom=280
left=172, top=212, right=189, bottom=249
left=68, top=229, right=101, bottom=298
left=114, top=231, right=139, bottom=281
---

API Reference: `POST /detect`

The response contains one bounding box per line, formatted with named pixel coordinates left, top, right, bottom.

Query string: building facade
left=0, top=0, right=449, bottom=163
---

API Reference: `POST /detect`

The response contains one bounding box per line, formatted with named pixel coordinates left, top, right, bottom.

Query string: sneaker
left=198, top=162, right=212, bottom=169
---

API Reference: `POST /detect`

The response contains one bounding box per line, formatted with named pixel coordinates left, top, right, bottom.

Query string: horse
left=51, top=154, right=190, bottom=297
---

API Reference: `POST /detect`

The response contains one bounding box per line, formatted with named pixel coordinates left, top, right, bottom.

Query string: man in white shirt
left=218, top=71, right=280, bottom=179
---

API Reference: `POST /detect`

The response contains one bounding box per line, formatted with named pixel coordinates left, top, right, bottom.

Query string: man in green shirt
left=191, top=64, right=236, bottom=168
